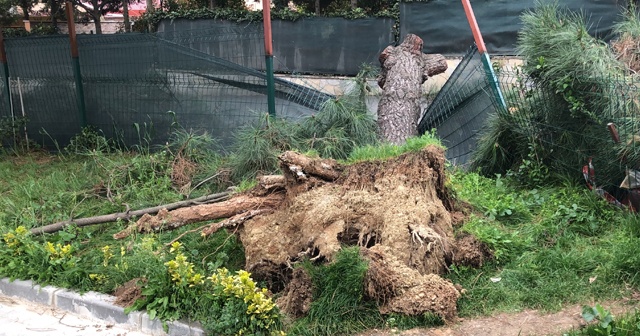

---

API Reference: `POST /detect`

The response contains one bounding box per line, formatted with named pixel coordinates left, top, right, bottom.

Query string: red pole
left=461, top=0, right=487, bottom=54
left=262, top=0, right=273, bottom=56
left=66, top=1, right=79, bottom=58
left=262, top=0, right=276, bottom=116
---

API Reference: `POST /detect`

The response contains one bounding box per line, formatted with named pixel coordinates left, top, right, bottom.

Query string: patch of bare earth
left=357, top=296, right=640, bottom=336
left=113, top=277, right=146, bottom=307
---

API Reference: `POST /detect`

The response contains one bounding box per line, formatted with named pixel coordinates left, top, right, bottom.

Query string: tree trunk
left=20, top=0, right=30, bottom=20
left=314, top=0, right=320, bottom=15
left=146, top=0, right=154, bottom=12
left=92, top=9, right=102, bottom=34
left=376, top=34, right=447, bottom=145
left=122, top=0, right=130, bottom=32
left=50, top=0, right=59, bottom=31
left=350, top=0, right=357, bottom=9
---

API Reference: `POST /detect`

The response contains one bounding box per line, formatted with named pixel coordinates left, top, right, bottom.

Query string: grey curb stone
left=0, top=278, right=205, bottom=335
left=0, top=278, right=58, bottom=306
left=141, top=312, right=205, bottom=336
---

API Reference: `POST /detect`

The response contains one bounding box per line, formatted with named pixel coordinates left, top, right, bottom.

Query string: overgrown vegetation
left=471, top=3, right=638, bottom=189
left=227, top=66, right=378, bottom=180
left=448, top=171, right=640, bottom=318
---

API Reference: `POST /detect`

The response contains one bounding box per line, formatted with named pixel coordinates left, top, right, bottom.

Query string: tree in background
left=68, top=0, right=124, bottom=34
left=0, top=0, right=19, bottom=25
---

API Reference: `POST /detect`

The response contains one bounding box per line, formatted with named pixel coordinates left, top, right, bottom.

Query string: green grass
left=346, top=132, right=443, bottom=163
left=3, top=122, right=640, bottom=335
left=448, top=171, right=640, bottom=317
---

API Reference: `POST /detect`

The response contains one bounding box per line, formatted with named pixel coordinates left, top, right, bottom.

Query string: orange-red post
left=461, top=0, right=487, bottom=54
left=262, top=0, right=276, bottom=117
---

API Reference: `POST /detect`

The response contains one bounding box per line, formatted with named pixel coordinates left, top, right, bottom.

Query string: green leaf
left=582, top=306, right=597, bottom=322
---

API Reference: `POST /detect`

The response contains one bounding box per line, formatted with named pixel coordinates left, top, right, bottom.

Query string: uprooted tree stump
left=377, top=34, right=448, bottom=145
left=117, top=146, right=488, bottom=322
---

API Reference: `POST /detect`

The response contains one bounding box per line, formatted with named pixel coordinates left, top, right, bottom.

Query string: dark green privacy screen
left=0, top=30, right=333, bottom=149
left=400, top=0, right=627, bottom=55
left=157, top=17, right=395, bottom=75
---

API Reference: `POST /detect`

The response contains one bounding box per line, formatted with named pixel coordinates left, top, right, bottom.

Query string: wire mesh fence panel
left=0, top=25, right=336, bottom=150
left=418, top=45, right=497, bottom=167
left=156, top=21, right=266, bottom=71
left=4, top=36, right=81, bottom=148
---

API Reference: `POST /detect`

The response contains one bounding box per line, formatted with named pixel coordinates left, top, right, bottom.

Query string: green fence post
left=0, top=28, right=11, bottom=117
left=262, top=0, right=276, bottom=117
left=66, top=1, right=87, bottom=128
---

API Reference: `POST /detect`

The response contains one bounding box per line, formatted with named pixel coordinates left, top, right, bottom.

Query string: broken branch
left=30, top=191, right=231, bottom=235
left=113, top=193, right=285, bottom=239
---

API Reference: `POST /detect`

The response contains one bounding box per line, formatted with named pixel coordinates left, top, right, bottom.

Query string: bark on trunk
left=376, top=34, right=447, bottom=145
left=122, top=0, right=130, bottom=32
left=20, top=0, right=30, bottom=20
left=50, top=0, right=59, bottom=30
left=314, top=0, right=320, bottom=15
left=350, top=0, right=357, bottom=9
left=113, top=193, right=285, bottom=239
left=146, top=0, right=154, bottom=12
left=31, top=191, right=231, bottom=235
left=92, top=9, right=102, bottom=34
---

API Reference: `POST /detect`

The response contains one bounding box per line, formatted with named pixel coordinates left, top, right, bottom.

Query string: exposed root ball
left=275, top=268, right=314, bottom=318
left=363, top=246, right=461, bottom=322
left=452, top=233, right=493, bottom=268
left=239, top=146, right=466, bottom=319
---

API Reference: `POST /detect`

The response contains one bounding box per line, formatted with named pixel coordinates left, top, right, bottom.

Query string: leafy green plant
left=64, top=126, right=115, bottom=155
left=129, top=241, right=283, bottom=335
left=582, top=304, right=615, bottom=334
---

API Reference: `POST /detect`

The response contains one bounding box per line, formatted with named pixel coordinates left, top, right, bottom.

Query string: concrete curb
left=0, top=278, right=205, bottom=336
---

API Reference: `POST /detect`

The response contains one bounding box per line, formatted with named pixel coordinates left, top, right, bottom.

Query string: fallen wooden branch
left=113, top=193, right=285, bottom=240
left=30, top=191, right=231, bottom=235
left=201, top=209, right=273, bottom=237
left=279, top=151, right=342, bottom=182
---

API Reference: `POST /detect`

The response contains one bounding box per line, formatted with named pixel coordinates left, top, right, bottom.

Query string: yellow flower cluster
left=208, top=268, right=279, bottom=327
left=165, top=242, right=204, bottom=287
left=163, top=241, right=283, bottom=335
left=44, top=242, right=72, bottom=261
left=89, top=273, right=106, bottom=284
left=3, top=226, right=28, bottom=250
left=101, top=245, right=114, bottom=267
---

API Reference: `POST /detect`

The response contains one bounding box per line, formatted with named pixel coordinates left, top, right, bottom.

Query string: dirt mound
left=239, top=146, right=476, bottom=321
left=113, top=278, right=145, bottom=307
left=452, top=233, right=493, bottom=268
left=275, top=268, right=314, bottom=318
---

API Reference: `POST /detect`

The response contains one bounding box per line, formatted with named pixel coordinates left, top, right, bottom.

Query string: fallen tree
left=377, top=34, right=448, bottom=145
left=113, top=146, right=485, bottom=322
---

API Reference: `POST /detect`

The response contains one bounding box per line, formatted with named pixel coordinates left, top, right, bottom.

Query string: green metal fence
left=0, top=28, right=333, bottom=149
left=421, top=44, right=640, bottom=193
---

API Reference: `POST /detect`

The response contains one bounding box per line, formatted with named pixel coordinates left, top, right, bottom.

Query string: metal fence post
left=66, top=1, right=87, bottom=128
left=461, top=0, right=507, bottom=110
left=262, top=0, right=276, bottom=117
left=0, top=28, right=11, bottom=117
